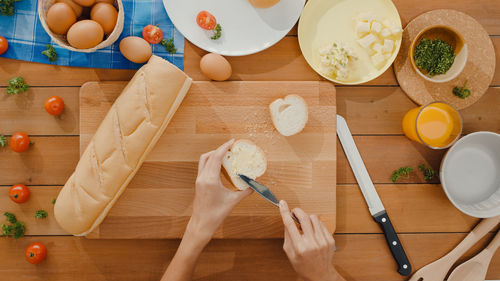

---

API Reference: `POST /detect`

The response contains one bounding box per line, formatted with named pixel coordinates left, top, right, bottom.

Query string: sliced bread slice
left=269, top=94, right=308, bottom=136
left=222, top=139, right=267, bottom=190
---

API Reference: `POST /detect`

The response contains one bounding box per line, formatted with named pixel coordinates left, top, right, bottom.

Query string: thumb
left=234, top=187, right=253, bottom=202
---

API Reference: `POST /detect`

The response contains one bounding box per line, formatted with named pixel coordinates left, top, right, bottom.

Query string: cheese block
left=54, top=55, right=192, bottom=236
left=222, top=140, right=267, bottom=190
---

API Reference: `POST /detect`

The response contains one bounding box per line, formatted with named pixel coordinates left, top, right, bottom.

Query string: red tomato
left=142, top=25, right=163, bottom=44
left=10, top=132, right=30, bottom=153
left=0, top=36, right=8, bottom=55
left=196, top=11, right=217, bottom=30
left=44, top=96, right=65, bottom=116
left=8, top=184, right=30, bottom=204
left=25, top=243, right=47, bottom=264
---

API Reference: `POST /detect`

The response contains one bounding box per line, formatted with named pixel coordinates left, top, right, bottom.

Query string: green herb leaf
left=6, top=77, right=29, bottom=95
left=160, top=38, right=177, bottom=54
left=414, top=38, right=455, bottom=76
left=34, top=210, right=48, bottom=219
left=2, top=224, right=13, bottom=236
left=42, top=44, right=58, bottom=62
left=4, top=212, right=17, bottom=224
left=0, top=0, right=21, bottom=16
left=419, top=164, right=436, bottom=181
left=391, top=167, right=414, bottom=183
left=12, top=221, right=25, bottom=239
left=210, top=24, right=222, bottom=40
left=51, top=198, right=56, bottom=205
left=453, top=80, right=471, bottom=99
left=0, top=135, right=6, bottom=147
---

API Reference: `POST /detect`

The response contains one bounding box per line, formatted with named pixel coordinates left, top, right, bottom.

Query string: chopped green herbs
left=210, top=24, right=222, bottom=40
left=34, top=210, right=48, bottom=219
left=0, top=0, right=21, bottom=16
left=0, top=135, right=6, bottom=147
left=6, top=76, right=29, bottom=95
left=414, top=38, right=455, bottom=76
left=4, top=212, right=17, bottom=224
left=391, top=167, right=414, bottom=183
left=51, top=198, right=56, bottom=205
left=42, top=44, right=58, bottom=62
left=453, top=80, right=471, bottom=99
left=419, top=164, right=436, bottom=181
left=160, top=38, right=177, bottom=54
left=2, top=212, right=25, bottom=239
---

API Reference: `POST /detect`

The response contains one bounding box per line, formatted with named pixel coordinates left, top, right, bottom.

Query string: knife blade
left=336, top=115, right=412, bottom=276
left=237, top=174, right=300, bottom=224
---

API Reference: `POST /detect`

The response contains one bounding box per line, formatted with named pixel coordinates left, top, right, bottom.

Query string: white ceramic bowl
left=440, top=132, right=500, bottom=218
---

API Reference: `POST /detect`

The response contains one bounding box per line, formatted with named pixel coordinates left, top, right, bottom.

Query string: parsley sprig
left=34, top=210, right=48, bottom=219
left=0, top=0, right=21, bottom=16
left=160, top=38, right=177, bottom=54
left=42, top=44, right=58, bottom=62
left=6, top=77, right=29, bottom=95
left=391, top=167, right=414, bottom=183
left=0, top=135, right=6, bottom=147
left=1, top=212, right=25, bottom=239
left=453, top=80, right=471, bottom=99
left=210, top=24, right=222, bottom=40
left=419, top=164, right=436, bottom=181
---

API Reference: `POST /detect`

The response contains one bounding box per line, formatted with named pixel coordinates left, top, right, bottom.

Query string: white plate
left=441, top=132, right=500, bottom=218
left=163, top=0, right=305, bottom=56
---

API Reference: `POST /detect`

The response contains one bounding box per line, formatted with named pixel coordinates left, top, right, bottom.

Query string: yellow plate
left=298, top=0, right=402, bottom=85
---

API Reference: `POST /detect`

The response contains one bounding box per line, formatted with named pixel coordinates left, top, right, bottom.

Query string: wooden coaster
left=394, top=9, right=495, bottom=110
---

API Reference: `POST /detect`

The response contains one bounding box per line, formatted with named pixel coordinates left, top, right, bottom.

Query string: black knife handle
left=373, top=211, right=412, bottom=276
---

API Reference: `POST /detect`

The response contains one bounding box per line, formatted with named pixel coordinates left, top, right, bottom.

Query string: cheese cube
left=356, top=21, right=371, bottom=34
left=384, top=53, right=392, bottom=60
left=358, top=12, right=378, bottom=23
left=381, top=28, right=391, bottom=38
left=371, top=52, right=385, bottom=68
left=390, top=26, right=403, bottom=36
left=371, top=21, right=382, bottom=33
left=357, top=34, right=377, bottom=49
left=372, top=43, right=383, bottom=53
left=382, top=19, right=393, bottom=28
left=382, top=39, right=394, bottom=53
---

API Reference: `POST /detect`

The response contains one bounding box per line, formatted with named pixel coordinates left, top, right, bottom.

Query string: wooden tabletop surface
left=0, top=0, right=499, bottom=280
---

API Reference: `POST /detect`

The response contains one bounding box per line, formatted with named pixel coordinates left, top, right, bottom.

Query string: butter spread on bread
left=54, top=55, right=192, bottom=236
left=222, top=140, right=267, bottom=190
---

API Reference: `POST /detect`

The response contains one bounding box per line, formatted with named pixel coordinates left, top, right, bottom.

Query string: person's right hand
left=279, top=200, right=344, bottom=281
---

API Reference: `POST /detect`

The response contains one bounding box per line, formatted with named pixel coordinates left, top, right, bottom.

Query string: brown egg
left=95, top=0, right=114, bottom=4
left=72, top=0, right=95, bottom=7
left=90, top=3, right=118, bottom=35
left=56, top=0, right=83, bottom=17
left=46, top=3, right=77, bottom=35
left=200, top=53, right=232, bottom=81
left=119, top=36, right=152, bottom=64
left=67, top=20, right=104, bottom=49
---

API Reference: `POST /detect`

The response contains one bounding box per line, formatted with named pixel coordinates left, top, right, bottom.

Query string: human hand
left=279, top=200, right=343, bottom=281
left=187, top=139, right=253, bottom=243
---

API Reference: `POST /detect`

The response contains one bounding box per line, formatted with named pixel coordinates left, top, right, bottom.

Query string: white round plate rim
left=440, top=131, right=500, bottom=218
left=163, top=0, right=305, bottom=56
left=298, top=0, right=402, bottom=85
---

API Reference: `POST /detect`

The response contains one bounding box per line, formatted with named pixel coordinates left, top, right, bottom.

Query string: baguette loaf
left=222, top=140, right=267, bottom=190
left=54, top=55, right=192, bottom=236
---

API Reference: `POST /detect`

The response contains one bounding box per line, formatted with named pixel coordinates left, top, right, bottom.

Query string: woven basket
left=38, top=0, right=124, bottom=53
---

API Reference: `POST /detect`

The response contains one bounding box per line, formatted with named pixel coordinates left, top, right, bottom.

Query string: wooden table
left=0, top=1, right=499, bottom=280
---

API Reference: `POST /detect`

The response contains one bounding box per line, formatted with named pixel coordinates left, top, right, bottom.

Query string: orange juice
left=402, top=102, right=462, bottom=149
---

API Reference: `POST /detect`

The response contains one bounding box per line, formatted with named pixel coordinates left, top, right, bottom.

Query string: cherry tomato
left=0, top=36, right=8, bottom=55
left=25, top=243, right=47, bottom=264
left=44, top=96, right=65, bottom=116
left=10, top=132, right=30, bottom=153
left=196, top=11, right=217, bottom=30
left=8, top=184, right=30, bottom=204
left=142, top=25, right=163, bottom=44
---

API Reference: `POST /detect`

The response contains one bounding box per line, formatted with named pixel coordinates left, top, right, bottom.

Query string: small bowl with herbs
left=410, top=25, right=468, bottom=83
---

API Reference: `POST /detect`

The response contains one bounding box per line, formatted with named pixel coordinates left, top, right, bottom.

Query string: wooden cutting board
left=80, top=81, right=336, bottom=239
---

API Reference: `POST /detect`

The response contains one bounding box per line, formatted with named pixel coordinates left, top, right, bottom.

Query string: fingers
left=279, top=200, right=301, bottom=244
left=233, top=186, right=253, bottom=201
left=293, top=208, right=314, bottom=237
left=310, top=214, right=327, bottom=245
left=206, top=139, right=234, bottom=175
left=197, top=151, right=213, bottom=176
left=321, top=220, right=336, bottom=248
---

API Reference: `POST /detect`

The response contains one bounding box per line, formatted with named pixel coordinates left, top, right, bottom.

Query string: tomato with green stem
left=25, top=243, right=47, bottom=264
left=44, top=96, right=65, bottom=116
left=10, top=132, right=30, bottom=153
left=9, top=184, right=30, bottom=203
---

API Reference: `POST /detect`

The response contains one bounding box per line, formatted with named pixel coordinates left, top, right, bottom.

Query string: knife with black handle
left=337, top=115, right=411, bottom=276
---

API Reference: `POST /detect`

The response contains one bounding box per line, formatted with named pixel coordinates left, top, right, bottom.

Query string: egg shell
left=200, top=53, right=232, bottom=81
left=95, top=0, right=114, bottom=3
left=46, top=3, right=77, bottom=35
left=90, top=3, right=118, bottom=35
left=56, top=0, right=83, bottom=17
left=119, top=36, right=152, bottom=64
left=72, top=0, right=95, bottom=7
left=67, top=20, right=104, bottom=49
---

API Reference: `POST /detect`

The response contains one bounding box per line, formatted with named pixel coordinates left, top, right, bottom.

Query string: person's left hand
left=187, top=139, right=253, bottom=242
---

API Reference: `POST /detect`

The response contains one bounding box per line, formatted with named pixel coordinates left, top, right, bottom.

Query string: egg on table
left=90, top=2, right=118, bottom=35
left=67, top=20, right=104, bottom=49
left=56, top=0, right=83, bottom=17
left=200, top=53, right=232, bottom=81
left=119, top=36, right=152, bottom=63
left=46, top=2, right=77, bottom=35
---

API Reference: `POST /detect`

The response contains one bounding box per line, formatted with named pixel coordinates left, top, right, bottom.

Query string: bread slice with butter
left=269, top=94, right=308, bottom=137
left=222, top=140, right=267, bottom=190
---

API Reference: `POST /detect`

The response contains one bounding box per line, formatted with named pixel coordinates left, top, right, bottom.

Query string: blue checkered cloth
left=0, top=0, right=184, bottom=69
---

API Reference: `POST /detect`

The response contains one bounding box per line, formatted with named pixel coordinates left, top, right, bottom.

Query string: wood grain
left=0, top=232, right=499, bottom=281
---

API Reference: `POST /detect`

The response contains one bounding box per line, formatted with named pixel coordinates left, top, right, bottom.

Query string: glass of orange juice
left=402, top=102, right=462, bottom=149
